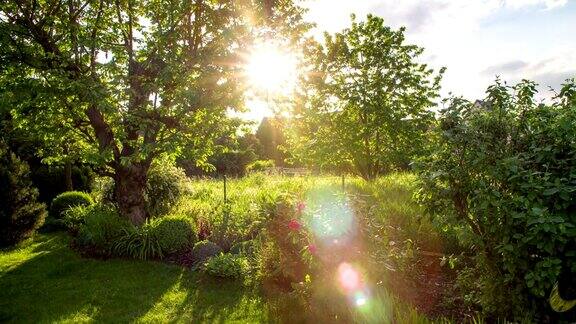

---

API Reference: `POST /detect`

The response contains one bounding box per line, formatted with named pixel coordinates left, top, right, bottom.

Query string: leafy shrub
left=149, top=215, right=197, bottom=254
left=145, top=160, right=189, bottom=217
left=62, top=204, right=91, bottom=234
left=416, top=79, right=576, bottom=319
left=76, top=204, right=131, bottom=253
left=230, top=240, right=256, bottom=256
left=257, top=194, right=314, bottom=286
left=246, top=159, right=274, bottom=173
left=203, top=253, right=249, bottom=279
left=50, top=191, right=93, bottom=219
left=191, top=240, right=222, bottom=265
left=0, top=143, right=47, bottom=247
left=112, top=224, right=163, bottom=260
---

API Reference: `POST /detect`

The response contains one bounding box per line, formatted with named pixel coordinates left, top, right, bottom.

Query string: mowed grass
left=0, top=233, right=267, bottom=323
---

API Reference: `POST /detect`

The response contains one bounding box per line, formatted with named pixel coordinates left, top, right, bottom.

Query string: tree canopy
left=0, top=0, right=308, bottom=224
left=289, top=14, right=444, bottom=179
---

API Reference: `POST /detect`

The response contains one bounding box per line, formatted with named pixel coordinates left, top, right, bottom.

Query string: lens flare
left=338, top=263, right=361, bottom=292
left=304, top=187, right=355, bottom=244
left=336, top=263, right=373, bottom=309
left=354, top=291, right=367, bottom=306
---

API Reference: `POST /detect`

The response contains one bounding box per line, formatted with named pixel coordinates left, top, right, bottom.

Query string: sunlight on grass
left=0, top=234, right=268, bottom=323
left=0, top=174, right=449, bottom=323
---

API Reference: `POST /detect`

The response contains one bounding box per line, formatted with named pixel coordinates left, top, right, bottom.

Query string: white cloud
left=505, top=0, right=568, bottom=10
left=304, top=0, right=574, bottom=99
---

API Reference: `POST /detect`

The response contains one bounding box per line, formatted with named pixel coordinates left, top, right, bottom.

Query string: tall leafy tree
left=0, top=0, right=308, bottom=224
left=289, top=14, right=444, bottom=179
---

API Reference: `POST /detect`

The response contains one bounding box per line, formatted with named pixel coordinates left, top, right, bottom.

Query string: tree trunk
left=114, top=163, right=149, bottom=226
left=64, top=160, right=73, bottom=191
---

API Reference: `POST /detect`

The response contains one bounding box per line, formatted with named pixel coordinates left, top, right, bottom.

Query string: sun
left=245, top=42, right=298, bottom=94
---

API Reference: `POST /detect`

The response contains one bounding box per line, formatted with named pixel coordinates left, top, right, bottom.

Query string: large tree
left=0, top=0, right=308, bottom=224
left=289, top=14, right=444, bottom=179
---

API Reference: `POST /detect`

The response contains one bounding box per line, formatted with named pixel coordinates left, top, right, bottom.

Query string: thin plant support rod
left=223, top=174, right=227, bottom=203
left=220, top=174, right=230, bottom=242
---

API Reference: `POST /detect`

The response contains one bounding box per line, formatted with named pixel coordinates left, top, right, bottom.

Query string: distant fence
left=258, top=167, right=311, bottom=176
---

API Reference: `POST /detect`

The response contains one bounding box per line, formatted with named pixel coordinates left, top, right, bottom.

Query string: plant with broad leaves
left=415, top=78, right=576, bottom=319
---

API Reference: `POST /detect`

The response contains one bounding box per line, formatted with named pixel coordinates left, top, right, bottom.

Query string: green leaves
left=289, top=14, right=443, bottom=179
left=416, top=78, right=576, bottom=318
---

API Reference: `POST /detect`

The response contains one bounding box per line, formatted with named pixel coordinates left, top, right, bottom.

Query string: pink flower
left=296, top=201, right=306, bottom=213
left=308, top=244, right=317, bottom=255
left=288, top=219, right=301, bottom=231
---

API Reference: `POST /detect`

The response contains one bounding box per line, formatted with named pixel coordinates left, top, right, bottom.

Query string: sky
left=303, top=0, right=576, bottom=101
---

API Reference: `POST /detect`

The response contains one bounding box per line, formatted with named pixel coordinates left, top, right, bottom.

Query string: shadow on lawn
left=0, top=234, right=257, bottom=323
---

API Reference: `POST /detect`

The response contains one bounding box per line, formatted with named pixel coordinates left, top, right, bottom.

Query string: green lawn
left=0, top=233, right=267, bottom=323
left=0, top=174, right=451, bottom=323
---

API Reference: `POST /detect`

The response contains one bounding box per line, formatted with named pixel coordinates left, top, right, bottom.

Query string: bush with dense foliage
left=145, top=160, right=190, bottom=217
left=203, top=253, right=249, bottom=279
left=50, top=191, right=94, bottom=219
left=149, top=215, right=197, bottom=254
left=416, top=79, right=576, bottom=320
left=72, top=204, right=198, bottom=259
left=62, top=205, right=91, bottom=234
left=0, top=143, right=47, bottom=247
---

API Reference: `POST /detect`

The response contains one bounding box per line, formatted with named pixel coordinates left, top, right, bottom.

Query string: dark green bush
left=0, top=143, right=47, bottom=247
left=50, top=191, right=93, bottom=219
left=416, top=79, right=576, bottom=319
left=111, top=216, right=197, bottom=260
left=191, top=240, right=222, bottom=265
left=150, top=215, right=197, bottom=254
left=74, top=204, right=197, bottom=259
left=77, top=204, right=131, bottom=253
left=62, top=205, right=91, bottom=234
left=203, top=253, right=249, bottom=279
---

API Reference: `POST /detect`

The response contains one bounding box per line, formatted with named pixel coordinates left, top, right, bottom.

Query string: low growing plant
left=203, top=253, right=249, bottom=279
left=191, top=240, right=222, bottom=265
left=112, top=224, right=163, bottom=260
left=76, top=204, right=131, bottom=253
left=50, top=191, right=93, bottom=219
